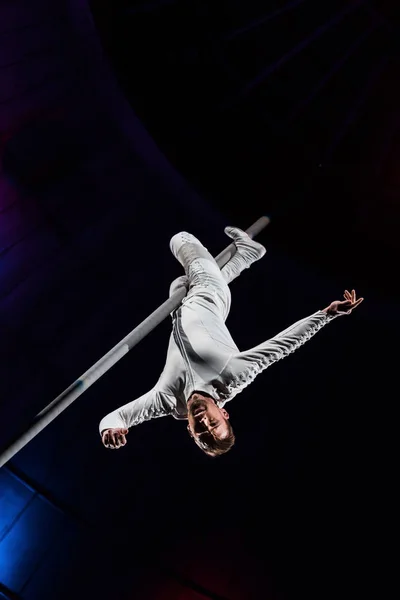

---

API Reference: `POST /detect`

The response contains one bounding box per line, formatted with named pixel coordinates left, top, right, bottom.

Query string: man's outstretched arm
left=227, top=289, right=364, bottom=390
left=99, top=387, right=169, bottom=449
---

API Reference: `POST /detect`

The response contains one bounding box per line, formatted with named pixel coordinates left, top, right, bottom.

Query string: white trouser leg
left=169, top=227, right=266, bottom=318
left=170, top=232, right=231, bottom=320
left=220, top=227, right=266, bottom=284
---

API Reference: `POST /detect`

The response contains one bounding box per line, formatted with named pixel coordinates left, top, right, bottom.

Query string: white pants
left=170, top=236, right=241, bottom=377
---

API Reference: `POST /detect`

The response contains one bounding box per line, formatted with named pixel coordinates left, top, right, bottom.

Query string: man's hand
left=102, top=428, right=129, bottom=449
left=323, top=289, right=364, bottom=316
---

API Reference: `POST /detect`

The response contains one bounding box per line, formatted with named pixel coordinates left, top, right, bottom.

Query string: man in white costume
left=100, top=227, right=363, bottom=457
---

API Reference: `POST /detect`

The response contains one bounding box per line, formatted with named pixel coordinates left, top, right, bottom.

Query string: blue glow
left=0, top=470, right=34, bottom=590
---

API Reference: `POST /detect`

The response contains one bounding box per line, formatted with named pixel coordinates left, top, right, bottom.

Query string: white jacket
left=99, top=307, right=336, bottom=434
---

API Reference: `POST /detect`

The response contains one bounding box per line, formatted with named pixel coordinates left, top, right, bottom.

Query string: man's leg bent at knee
left=170, top=231, right=231, bottom=320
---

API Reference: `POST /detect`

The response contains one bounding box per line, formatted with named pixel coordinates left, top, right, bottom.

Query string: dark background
left=0, top=2, right=397, bottom=599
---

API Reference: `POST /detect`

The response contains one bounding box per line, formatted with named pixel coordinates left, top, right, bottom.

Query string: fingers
left=341, top=297, right=364, bottom=315
left=339, top=299, right=351, bottom=307
left=118, top=428, right=129, bottom=447
left=102, top=429, right=128, bottom=449
left=109, top=430, right=120, bottom=448
left=103, top=431, right=114, bottom=449
left=344, top=290, right=363, bottom=305
left=352, top=297, right=364, bottom=308
left=112, top=431, right=126, bottom=449
left=346, top=296, right=363, bottom=309
left=336, top=291, right=364, bottom=316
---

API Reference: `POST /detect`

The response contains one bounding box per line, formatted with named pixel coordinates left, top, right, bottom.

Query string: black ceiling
left=89, top=0, right=399, bottom=298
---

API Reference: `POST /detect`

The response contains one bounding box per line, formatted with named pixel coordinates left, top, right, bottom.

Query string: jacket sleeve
left=227, top=310, right=337, bottom=390
left=99, top=387, right=169, bottom=435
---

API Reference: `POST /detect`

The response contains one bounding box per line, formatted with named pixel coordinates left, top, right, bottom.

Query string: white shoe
left=220, top=226, right=266, bottom=284
left=224, top=226, right=266, bottom=261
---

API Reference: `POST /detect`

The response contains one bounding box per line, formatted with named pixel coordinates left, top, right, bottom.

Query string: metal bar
left=0, top=216, right=270, bottom=467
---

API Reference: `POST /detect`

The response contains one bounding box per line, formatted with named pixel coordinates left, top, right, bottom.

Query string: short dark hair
left=194, top=422, right=236, bottom=457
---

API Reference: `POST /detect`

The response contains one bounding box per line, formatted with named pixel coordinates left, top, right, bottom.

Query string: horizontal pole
left=0, top=216, right=270, bottom=467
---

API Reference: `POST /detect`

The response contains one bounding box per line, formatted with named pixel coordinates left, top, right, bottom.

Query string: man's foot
left=224, top=226, right=266, bottom=261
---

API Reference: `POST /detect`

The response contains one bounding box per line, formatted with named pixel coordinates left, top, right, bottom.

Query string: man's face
left=187, top=393, right=230, bottom=447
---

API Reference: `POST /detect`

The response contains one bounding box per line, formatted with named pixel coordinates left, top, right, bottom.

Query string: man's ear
left=187, top=424, right=194, bottom=437
left=221, top=408, right=229, bottom=420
